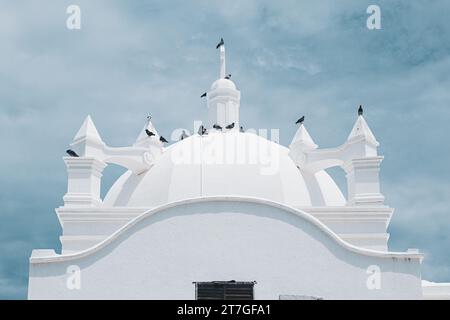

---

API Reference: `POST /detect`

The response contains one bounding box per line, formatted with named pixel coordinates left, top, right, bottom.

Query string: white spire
left=207, top=39, right=240, bottom=129
left=220, top=44, right=226, bottom=79
left=134, top=117, right=160, bottom=146
left=73, top=115, right=102, bottom=143
left=347, top=115, right=378, bottom=146
left=290, top=124, right=318, bottom=149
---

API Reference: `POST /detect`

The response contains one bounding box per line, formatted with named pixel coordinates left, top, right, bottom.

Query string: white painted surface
left=347, top=115, right=378, bottom=147
left=55, top=202, right=392, bottom=253
left=28, top=42, right=450, bottom=299
left=289, top=114, right=384, bottom=206
left=207, top=79, right=240, bottom=129
left=29, top=199, right=422, bottom=299
left=103, top=132, right=346, bottom=208
left=63, top=157, right=106, bottom=207
left=422, top=281, right=450, bottom=300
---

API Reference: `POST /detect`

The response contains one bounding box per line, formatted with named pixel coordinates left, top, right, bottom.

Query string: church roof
left=211, top=78, right=236, bottom=90
left=104, top=131, right=346, bottom=207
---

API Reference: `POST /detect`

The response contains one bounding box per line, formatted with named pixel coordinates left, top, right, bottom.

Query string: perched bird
left=358, top=105, right=364, bottom=116
left=225, top=122, right=235, bottom=130
left=198, top=125, right=208, bottom=136
left=240, top=126, right=244, bottom=133
left=180, top=130, right=190, bottom=140
left=224, top=74, right=232, bottom=80
left=147, top=115, right=152, bottom=120
left=200, top=92, right=207, bottom=98
left=160, top=136, right=169, bottom=143
left=66, top=149, right=79, bottom=157
left=213, top=124, right=222, bottom=130
left=216, top=37, right=224, bottom=49
left=295, top=116, right=305, bottom=125
left=145, top=129, right=155, bottom=137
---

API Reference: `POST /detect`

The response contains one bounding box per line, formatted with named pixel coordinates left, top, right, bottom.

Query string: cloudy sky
left=1, top=0, right=450, bottom=299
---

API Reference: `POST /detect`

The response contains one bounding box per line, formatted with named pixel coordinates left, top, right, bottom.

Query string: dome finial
left=216, top=37, right=225, bottom=78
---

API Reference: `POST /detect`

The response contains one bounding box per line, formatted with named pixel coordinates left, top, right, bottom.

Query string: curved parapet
left=29, top=197, right=423, bottom=299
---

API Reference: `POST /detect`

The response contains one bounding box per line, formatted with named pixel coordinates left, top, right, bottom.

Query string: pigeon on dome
left=180, top=130, right=190, bottom=140
left=198, top=125, right=208, bottom=136
left=225, top=122, right=235, bottom=130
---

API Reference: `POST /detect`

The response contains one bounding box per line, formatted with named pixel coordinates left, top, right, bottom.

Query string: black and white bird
left=358, top=105, right=364, bottom=116
left=200, top=92, right=207, bottom=98
left=216, top=37, right=224, bottom=49
left=295, top=116, right=305, bottom=125
left=213, top=124, right=222, bottom=130
left=240, top=126, right=244, bottom=133
left=180, top=130, right=190, bottom=140
left=198, top=125, right=208, bottom=136
left=66, top=149, right=79, bottom=157
left=145, top=129, right=155, bottom=137
left=224, top=74, right=231, bottom=80
left=160, top=136, right=169, bottom=143
left=225, top=122, right=235, bottom=130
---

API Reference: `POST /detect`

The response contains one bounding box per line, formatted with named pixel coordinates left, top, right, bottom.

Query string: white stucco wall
left=29, top=199, right=422, bottom=299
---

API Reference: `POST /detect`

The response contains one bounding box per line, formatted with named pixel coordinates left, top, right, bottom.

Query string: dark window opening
left=194, top=280, right=255, bottom=300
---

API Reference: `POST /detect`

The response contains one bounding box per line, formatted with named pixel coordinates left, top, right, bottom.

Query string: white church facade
left=28, top=41, right=450, bottom=300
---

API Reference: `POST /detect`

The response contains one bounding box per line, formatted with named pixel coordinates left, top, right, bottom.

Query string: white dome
left=104, top=132, right=346, bottom=207
left=210, top=78, right=236, bottom=90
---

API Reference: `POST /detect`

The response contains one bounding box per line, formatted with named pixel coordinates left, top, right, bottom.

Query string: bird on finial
left=216, top=38, right=224, bottom=49
left=147, top=114, right=152, bottom=120
left=224, top=74, right=231, bottom=80
left=295, top=116, right=305, bottom=125
left=358, top=105, right=363, bottom=116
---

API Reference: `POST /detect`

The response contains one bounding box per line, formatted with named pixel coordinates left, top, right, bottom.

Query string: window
left=195, top=281, right=255, bottom=300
